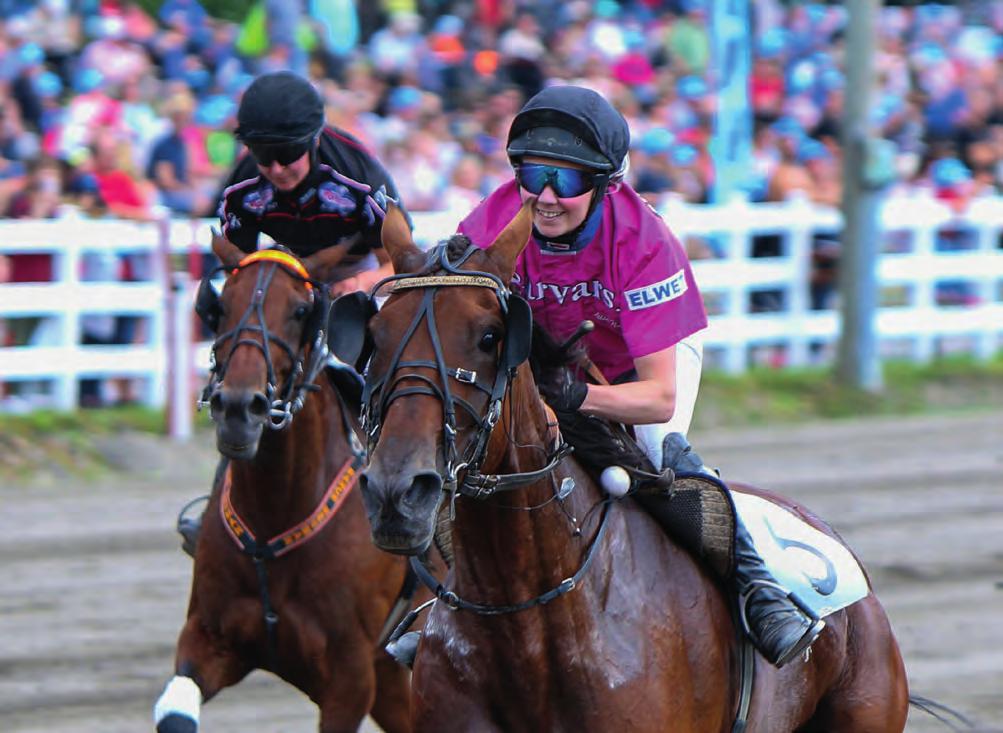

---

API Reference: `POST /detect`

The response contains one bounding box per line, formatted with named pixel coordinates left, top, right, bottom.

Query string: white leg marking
left=154, top=675, right=202, bottom=727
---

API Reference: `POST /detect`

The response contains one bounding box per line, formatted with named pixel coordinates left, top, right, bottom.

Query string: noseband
left=198, top=249, right=329, bottom=429
left=362, top=244, right=567, bottom=500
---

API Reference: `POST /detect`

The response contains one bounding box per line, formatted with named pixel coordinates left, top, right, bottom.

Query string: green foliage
left=132, top=0, right=252, bottom=24
left=694, top=353, right=1003, bottom=430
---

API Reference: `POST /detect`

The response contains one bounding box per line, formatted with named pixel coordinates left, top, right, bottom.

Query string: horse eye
left=293, top=304, right=311, bottom=320
left=478, top=329, right=501, bottom=353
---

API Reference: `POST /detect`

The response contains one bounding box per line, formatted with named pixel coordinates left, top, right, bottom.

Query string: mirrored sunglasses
left=247, top=140, right=311, bottom=167
left=515, top=163, right=606, bottom=198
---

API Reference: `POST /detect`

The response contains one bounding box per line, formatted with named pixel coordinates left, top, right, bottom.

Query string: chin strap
left=533, top=197, right=606, bottom=253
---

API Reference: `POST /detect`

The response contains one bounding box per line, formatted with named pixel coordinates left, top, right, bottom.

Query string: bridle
left=354, top=243, right=568, bottom=501
left=352, top=242, right=613, bottom=618
left=196, top=249, right=330, bottom=430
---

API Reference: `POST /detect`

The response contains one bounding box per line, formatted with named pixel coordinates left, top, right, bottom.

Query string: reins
left=408, top=499, right=613, bottom=616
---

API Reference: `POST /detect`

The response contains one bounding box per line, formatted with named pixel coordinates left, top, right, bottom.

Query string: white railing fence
left=1, top=193, right=1001, bottom=419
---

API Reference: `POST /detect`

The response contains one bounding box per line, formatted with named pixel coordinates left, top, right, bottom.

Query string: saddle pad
left=730, top=491, right=869, bottom=619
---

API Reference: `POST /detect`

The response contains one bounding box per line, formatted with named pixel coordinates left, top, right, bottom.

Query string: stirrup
left=738, top=579, right=825, bottom=668
left=177, top=495, right=209, bottom=558
left=385, top=630, right=421, bottom=669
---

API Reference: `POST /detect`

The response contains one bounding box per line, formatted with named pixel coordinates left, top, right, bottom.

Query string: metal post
left=836, top=0, right=884, bottom=392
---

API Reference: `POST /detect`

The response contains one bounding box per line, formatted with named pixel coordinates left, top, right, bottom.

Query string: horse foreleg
left=367, top=652, right=413, bottom=733
left=314, top=644, right=381, bottom=733
left=154, top=616, right=253, bottom=732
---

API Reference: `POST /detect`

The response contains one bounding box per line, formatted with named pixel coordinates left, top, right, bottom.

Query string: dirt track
left=1, top=411, right=1000, bottom=732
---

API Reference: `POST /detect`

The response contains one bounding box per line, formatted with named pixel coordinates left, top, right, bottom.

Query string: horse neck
left=227, top=382, right=349, bottom=535
left=449, top=368, right=605, bottom=605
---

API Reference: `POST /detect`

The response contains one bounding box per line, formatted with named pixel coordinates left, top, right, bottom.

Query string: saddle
left=531, top=324, right=735, bottom=578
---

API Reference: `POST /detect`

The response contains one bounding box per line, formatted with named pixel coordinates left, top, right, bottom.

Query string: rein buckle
left=453, top=368, right=477, bottom=383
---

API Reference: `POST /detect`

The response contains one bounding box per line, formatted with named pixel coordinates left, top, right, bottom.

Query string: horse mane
left=419, top=235, right=475, bottom=275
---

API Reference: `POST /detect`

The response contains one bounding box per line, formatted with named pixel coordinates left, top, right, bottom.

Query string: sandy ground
left=0, top=411, right=1000, bottom=732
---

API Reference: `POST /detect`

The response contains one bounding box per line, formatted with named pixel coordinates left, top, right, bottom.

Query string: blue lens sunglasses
left=515, top=163, right=607, bottom=198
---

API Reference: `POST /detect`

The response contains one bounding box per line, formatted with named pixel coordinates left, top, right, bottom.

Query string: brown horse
left=154, top=236, right=413, bottom=733
left=351, top=203, right=909, bottom=732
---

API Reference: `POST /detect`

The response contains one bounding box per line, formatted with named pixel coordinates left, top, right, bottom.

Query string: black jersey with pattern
left=217, top=126, right=407, bottom=278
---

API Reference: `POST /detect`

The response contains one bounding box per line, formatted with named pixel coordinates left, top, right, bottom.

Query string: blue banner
left=710, top=0, right=753, bottom=203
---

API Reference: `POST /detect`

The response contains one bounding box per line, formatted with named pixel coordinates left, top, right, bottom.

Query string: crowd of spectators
left=0, top=0, right=1001, bottom=225
left=2, top=0, right=1003, bottom=405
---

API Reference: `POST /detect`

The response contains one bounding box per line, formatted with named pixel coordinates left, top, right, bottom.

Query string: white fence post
left=168, top=271, right=193, bottom=441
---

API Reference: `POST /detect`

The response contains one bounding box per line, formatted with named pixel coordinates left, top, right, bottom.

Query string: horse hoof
left=157, top=713, right=197, bottom=733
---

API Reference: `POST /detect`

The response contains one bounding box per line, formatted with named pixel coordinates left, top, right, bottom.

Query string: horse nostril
left=209, top=391, right=223, bottom=414
left=248, top=392, right=270, bottom=418
left=402, top=472, right=443, bottom=510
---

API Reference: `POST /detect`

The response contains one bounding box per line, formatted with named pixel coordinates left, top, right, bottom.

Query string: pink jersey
left=458, top=181, right=708, bottom=381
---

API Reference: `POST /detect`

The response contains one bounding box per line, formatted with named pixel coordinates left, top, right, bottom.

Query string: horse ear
left=211, top=229, right=244, bottom=270
left=486, top=201, right=533, bottom=280
left=381, top=202, right=423, bottom=273
left=302, top=235, right=355, bottom=282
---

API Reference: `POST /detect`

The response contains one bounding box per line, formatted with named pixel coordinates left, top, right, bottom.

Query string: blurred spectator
left=146, top=89, right=213, bottom=217
left=6, top=155, right=64, bottom=218
left=369, top=11, right=424, bottom=80
left=78, top=12, right=152, bottom=88
left=632, top=127, right=677, bottom=202
left=90, top=129, right=156, bottom=221
left=441, top=152, right=485, bottom=213
left=663, top=1, right=709, bottom=75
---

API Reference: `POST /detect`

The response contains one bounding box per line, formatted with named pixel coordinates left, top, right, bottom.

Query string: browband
left=236, top=250, right=313, bottom=291
left=385, top=274, right=505, bottom=293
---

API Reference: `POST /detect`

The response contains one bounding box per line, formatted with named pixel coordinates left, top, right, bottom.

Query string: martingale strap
left=236, top=249, right=313, bottom=291
left=219, top=454, right=364, bottom=560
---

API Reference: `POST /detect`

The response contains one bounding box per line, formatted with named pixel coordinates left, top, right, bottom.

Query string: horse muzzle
left=209, top=387, right=269, bottom=459
left=359, top=467, right=443, bottom=555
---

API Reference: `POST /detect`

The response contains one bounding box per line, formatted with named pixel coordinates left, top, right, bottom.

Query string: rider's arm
left=578, top=345, right=677, bottom=425
left=216, top=156, right=261, bottom=253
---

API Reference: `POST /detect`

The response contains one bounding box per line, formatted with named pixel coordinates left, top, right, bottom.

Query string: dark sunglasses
left=247, top=140, right=312, bottom=167
left=515, top=163, right=606, bottom=198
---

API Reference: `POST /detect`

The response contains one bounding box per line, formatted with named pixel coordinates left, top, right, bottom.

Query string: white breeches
left=633, top=330, right=704, bottom=470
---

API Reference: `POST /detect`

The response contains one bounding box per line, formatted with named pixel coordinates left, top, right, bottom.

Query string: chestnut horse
left=350, top=203, right=909, bottom=732
left=154, top=236, right=414, bottom=733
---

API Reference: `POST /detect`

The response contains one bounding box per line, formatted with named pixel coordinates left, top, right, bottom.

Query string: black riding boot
left=734, top=518, right=825, bottom=667
left=660, top=432, right=824, bottom=668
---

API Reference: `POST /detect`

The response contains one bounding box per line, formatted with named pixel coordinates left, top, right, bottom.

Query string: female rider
left=457, top=84, right=824, bottom=668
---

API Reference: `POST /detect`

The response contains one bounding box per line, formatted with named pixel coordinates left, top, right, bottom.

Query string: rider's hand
left=539, top=378, right=589, bottom=413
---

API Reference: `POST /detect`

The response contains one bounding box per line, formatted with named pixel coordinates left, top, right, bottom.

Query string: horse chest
left=420, top=605, right=662, bottom=712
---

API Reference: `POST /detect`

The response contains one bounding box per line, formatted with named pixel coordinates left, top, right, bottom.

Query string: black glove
left=539, top=378, right=588, bottom=413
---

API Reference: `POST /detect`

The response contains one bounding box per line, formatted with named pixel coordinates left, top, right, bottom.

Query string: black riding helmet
left=235, top=71, right=325, bottom=144
left=506, top=86, right=630, bottom=177
left=506, top=86, right=631, bottom=251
